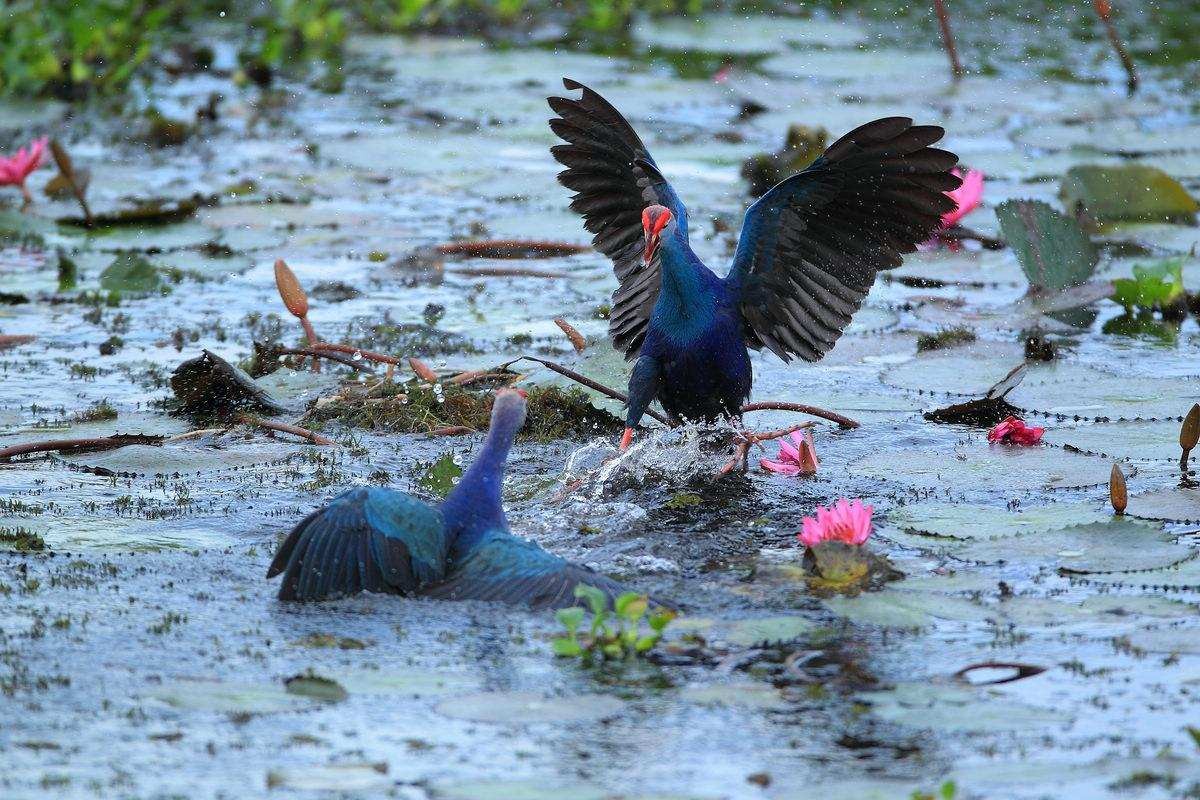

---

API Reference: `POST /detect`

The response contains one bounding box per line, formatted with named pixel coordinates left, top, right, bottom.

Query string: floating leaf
left=952, top=519, right=1190, bottom=574
left=147, top=681, right=302, bottom=713
left=99, top=252, right=161, bottom=294
left=171, top=350, right=285, bottom=417
left=723, top=616, right=815, bottom=646
left=433, top=780, right=609, bottom=800
left=858, top=683, right=1062, bottom=733
left=284, top=674, right=347, bottom=703
left=266, top=763, right=389, bottom=791
left=824, top=589, right=993, bottom=628
left=1043, top=420, right=1193, bottom=462
left=679, top=683, right=789, bottom=709
left=1112, top=258, right=1186, bottom=311
left=417, top=452, right=462, bottom=499
left=887, top=501, right=1108, bottom=542
left=852, top=445, right=1113, bottom=491
left=995, top=199, right=1098, bottom=291
left=1060, top=165, right=1199, bottom=223
left=435, top=692, right=623, bottom=724
left=1127, top=486, right=1200, bottom=523
left=62, top=444, right=292, bottom=477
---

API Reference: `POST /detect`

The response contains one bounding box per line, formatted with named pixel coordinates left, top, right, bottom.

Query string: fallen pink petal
left=987, top=415, right=1045, bottom=446
left=798, top=498, right=874, bottom=548
left=760, top=429, right=819, bottom=476
left=0, top=137, right=48, bottom=203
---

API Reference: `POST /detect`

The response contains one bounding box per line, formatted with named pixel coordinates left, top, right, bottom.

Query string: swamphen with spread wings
left=267, top=389, right=627, bottom=609
left=548, top=78, right=961, bottom=450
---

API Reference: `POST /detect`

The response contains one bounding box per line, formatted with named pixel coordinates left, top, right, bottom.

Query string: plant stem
left=933, top=0, right=964, bottom=81
left=501, top=356, right=671, bottom=425
left=1093, top=0, right=1138, bottom=94
left=740, top=401, right=860, bottom=429
left=236, top=414, right=335, bottom=445
left=0, top=434, right=165, bottom=462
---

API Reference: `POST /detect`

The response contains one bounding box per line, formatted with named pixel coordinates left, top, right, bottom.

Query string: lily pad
left=952, top=520, right=1191, bottom=574
left=880, top=342, right=1025, bottom=397
left=1128, top=486, right=1200, bottom=523
left=1125, top=628, right=1200, bottom=655
left=1043, top=420, right=1192, bottom=462
left=858, top=682, right=1062, bottom=733
left=722, top=615, right=816, bottom=646
left=432, top=781, right=610, bottom=800
left=147, top=681, right=304, bottom=713
left=338, top=669, right=477, bottom=697
left=1080, top=559, right=1200, bottom=590
left=435, top=692, right=623, bottom=724
left=824, top=588, right=993, bottom=628
left=99, top=253, right=162, bottom=294
left=266, top=763, right=390, bottom=791
left=633, top=13, right=866, bottom=55
left=1010, top=367, right=1199, bottom=421
left=1060, top=165, right=1198, bottom=223
left=851, top=443, right=1113, bottom=491
left=996, top=199, right=1098, bottom=291
left=284, top=674, right=347, bottom=703
left=887, top=501, right=1108, bottom=541
left=678, top=683, right=789, bottom=710
left=60, top=444, right=295, bottom=477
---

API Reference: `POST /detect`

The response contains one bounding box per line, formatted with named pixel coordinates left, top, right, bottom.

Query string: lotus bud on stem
left=1110, top=463, right=1127, bottom=515
left=553, top=317, right=587, bottom=353
left=274, top=259, right=320, bottom=372
left=1181, top=403, right=1199, bottom=477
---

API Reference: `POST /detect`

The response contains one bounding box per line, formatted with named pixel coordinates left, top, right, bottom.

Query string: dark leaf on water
left=284, top=674, right=348, bottom=703
left=926, top=364, right=1025, bottom=426
left=99, top=253, right=161, bottom=294
left=417, top=452, right=463, bottom=499
left=1060, top=164, right=1198, bottom=224
left=996, top=199, right=1098, bottom=291
left=170, top=350, right=285, bottom=418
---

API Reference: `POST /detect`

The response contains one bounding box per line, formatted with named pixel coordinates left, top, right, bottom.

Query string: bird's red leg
left=619, top=427, right=634, bottom=452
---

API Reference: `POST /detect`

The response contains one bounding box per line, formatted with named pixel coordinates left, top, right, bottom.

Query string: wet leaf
left=824, top=589, right=993, bottom=628
left=953, top=519, right=1190, bottom=574
left=417, top=452, right=462, bottom=499
left=171, top=350, right=285, bottom=418
left=1112, top=258, right=1187, bottom=311
left=852, top=445, right=1113, bottom=491
left=1127, top=487, right=1200, bottom=523
left=435, top=691, right=623, bottom=724
left=858, top=682, right=1062, bottom=733
left=679, top=683, right=789, bottom=709
left=1060, top=165, right=1198, bottom=223
left=433, top=780, right=609, bottom=800
left=723, top=616, right=815, bottom=646
left=284, top=674, right=347, bottom=703
left=995, top=199, right=1098, bottom=291
left=147, top=681, right=303, bottom=713
left=99, top=253, right=161, bottom=294
left=62, top=444, right=293, bottom=478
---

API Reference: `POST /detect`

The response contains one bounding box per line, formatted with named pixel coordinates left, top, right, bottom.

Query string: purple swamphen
left=267, top=389, right=628, bottom=609
left=548, top=78, right=961, bottom=450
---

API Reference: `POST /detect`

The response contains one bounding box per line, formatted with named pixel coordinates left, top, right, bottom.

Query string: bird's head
left=490, top=387, right=528, bottom=443
left=642, top=205, right=673, bottom=264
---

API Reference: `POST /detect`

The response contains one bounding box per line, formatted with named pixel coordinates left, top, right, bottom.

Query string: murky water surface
left=2, top=6, right=1200, bottom=799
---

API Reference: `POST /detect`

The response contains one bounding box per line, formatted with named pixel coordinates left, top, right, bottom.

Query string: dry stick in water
left=308, top=342, right=401, bottom=366
left=0, top=434, right=165, bottom=462
left=1093, top=0, right=1138, bottom=94
left=933, top=0, right=964, bottom=81
left=1110, top=463, right=1128, bottom=515
left=500, top=356, right=670, bottom=425
left=409, top=357, right=439, bottom=382
left=275, top=347, right=374, bottom=371
left=740, top=401, right=860, bottom=430
left=435, top=240, right=589, bottom=259
left=48, top=139, right=93, bottom=227
left=427, top=425, right=475, bottom=437
left=274, top=259, right=320, bottom=373
left=236, top=414, right=335, bottom=446
left=553, top=317, right=587, bottom=353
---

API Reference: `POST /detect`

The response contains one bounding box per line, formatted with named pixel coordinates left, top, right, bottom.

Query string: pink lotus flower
left=941, top=167, right=984, bottom=228
left=0, top=137, right=48, bottom=205
left=987, top=416, right=1045, bottom=446
left=798, top=498, right=873, bottom=548
left=760, top=429, right=819, bottom=476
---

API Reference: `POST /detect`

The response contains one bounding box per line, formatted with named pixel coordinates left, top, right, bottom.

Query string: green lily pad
left=0, top=515, right=234, bottom=551
left=338, top=669, right=477, bottom=696
left=147, top=681, right=304, bottom=713
left=1128, top=486, right=1200, bottom=523
left=851, top=443, right=1113, bottom=491
left=678, top=683, right=789, bottom=709
left=723, top=616, right=816, bottom=646
left=887, top=501, right=1108, bottom=541
left=1016, top=120, right=1200, bottom=155
left=1126, top=628, right=1200, bottom=655
left=824, top=588, right=993, bottom=628
left=1079, top=559, right=1200, bottom=590
left=61, top=444, right=295, bottom=477
left=1060, top=165, right=1198, bottom=223
left=633, top=13, right=865, bottom=54
left=996, top=594, right=1197, bottom=627
left=880, top=342, right=1025, bottom=397
left=99, top=252, right=162, bottom=294
left=266, top=763, right=390, bottom=791
left=1011, top=367, right=1198, bottom=421
left=435, top=692, right=623, bottom=724
left=284, top=674, right=347, bottom=703
left=996, top=199, right=1098, bottom=291
left=432, top=780, right=609, bottom=800
left=953, top=520, right=1190, bottom=573
left=1043, top=420, right=1192, bottom=461
left=858, top=682, right=1062, bottom=733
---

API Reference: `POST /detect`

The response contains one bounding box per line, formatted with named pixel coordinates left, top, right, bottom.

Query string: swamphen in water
left=548, top=78, right=961, bottom=450
left=267, top=389, right=627, bottom=609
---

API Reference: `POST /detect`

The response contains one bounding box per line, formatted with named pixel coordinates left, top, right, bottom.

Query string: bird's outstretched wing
left=727, top=117, right=959, bottom=362
left=548, top=77, right=690, bottom=359
left=267, top=487, right=450, bottom=602
left=422, top=530, right=629, bottom=611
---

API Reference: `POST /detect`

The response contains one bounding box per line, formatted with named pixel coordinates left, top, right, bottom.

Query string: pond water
left=2, top=5, right=1200, bottom=799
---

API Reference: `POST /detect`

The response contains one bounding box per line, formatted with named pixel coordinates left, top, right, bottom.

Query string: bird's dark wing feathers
left=266, top=487, right=450, bottom=602
left=728, top=117, right=960, bottom=362
left=548, top=78, right=689, bottom=359
left=421, top=531, right=629, bottom=611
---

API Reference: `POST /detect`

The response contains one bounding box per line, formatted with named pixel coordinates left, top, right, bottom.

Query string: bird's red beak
left=642, top=206, right=672, bottom=265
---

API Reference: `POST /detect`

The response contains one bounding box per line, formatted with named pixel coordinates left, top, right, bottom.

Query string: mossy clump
left=72, top=400, right=118, bottom=423
left=0, top=527, right=47, bottom=552
left=305, top=380, right=620, bottom=442
left=917, top=326, right=977, bottom=352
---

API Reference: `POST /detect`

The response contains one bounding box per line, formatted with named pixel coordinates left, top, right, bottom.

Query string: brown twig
left=309, top=342, right=402, bottom=366
left=427, top=426, right=475, bottom=437
left=236, top=414, right=335, bottom=445
left=0, top=434, right=164, bottom=462
left=553, top=317, right=587, bottom=353
left=0, top=334, right=37, bottom=350
left=500, top=356, right=671, bottom=425
left=409, top=357, right=439, bottom=382
left=447, top=370, right=520, bottom=386
left=740, top=401, right=860, bottom=429
left=933, top=0, right=964, bottom=81
left=449, top=266, right=569, bottom=279
left=718, top=422, right=814, bottom=476
left=1093, top=0, right=1138, bottom=95
left=48, top=139, right=93, bottom=227
left=435, top=239, right=588, bottom=259
left=275, top=347, right=374, bottom=371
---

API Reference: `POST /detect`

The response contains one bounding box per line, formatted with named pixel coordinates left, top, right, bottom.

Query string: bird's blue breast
left=644, top=305, right=752, bottom=422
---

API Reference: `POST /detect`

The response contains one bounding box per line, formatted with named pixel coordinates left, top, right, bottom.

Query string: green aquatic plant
left=415, top=452, right=462, bottom=499
left=552, top=585, right=674, bottom=662
left=911, top=780, right=957, bottom=800
left=1112, top=258, right=1187, bottom=313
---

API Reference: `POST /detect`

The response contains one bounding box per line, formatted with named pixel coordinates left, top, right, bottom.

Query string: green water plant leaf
left=953, top=519, right=1190, bottom=574
left=995, top=199, right=1098, bottom=291
left=888, top=501, right=1109, bottom=542
left=284, top=673, right=347, bottom=703
left=99, top=252, right=162, bottom=294
left=1112, top=258, right=1187, bottom=311
left=1060, top=165, right=1199, bottom=223
left=417, top=452, right=462, bottom=498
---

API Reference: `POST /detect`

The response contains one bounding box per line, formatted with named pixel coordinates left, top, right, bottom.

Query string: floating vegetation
left=916, top=326, right=977, bottom=352
left=552, top=586, right=674, bottom=661
left=1060, top=164, right=1198, bottom=224
left=0, top=526, right=47, bottom=552
left=305, top=380, right=619, bottom=441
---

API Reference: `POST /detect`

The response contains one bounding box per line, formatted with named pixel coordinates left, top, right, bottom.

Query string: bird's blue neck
left=654, top=233, right=715, bottom=343
left=440, top=418, right=514, bottom=555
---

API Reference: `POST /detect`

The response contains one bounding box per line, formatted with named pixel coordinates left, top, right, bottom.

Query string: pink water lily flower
left=0, top=137, right=48, bottom=205
left=941, top=167, right=984, bottom=228
left=798, top=498, right=873, bottom=548
left=760, top=429, right=819, bottom=476
left=987, top=416, right=1045, bottom=446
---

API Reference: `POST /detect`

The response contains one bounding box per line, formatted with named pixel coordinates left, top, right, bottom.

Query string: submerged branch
left=236, top=414, right=336, bottom=445
left=740, top=401, right=860, bottom=429
left=0, top=434, right=165, bottom=462
left=933, top=0, right=964, bottom=81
